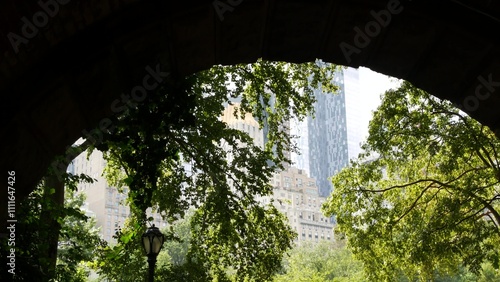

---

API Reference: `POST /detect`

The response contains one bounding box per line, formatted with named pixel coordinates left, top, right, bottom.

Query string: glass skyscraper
left=291, top=67, right=365, bottom=197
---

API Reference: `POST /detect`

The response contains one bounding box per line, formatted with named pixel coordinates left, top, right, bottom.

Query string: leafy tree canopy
left=274, top=240, right=366, bottom=282
left=323, top=81, right=500, bottom=281
left=92, top=59, right=341, bottom=281
left=273, top=239, right=498, bottom=282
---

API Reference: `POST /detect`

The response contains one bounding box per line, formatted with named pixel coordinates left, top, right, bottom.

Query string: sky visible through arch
left=356, top=66, right=401, bottom=144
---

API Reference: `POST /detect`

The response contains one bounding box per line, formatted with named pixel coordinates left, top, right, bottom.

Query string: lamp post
left=141, top=224, right=165, bottom=282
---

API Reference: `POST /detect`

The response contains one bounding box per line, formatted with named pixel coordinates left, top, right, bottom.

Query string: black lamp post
left=141, top=224, right=165, bottom=282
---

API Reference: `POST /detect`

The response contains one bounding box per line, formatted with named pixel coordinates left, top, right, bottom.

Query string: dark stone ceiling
left=2, top=0, right=500, bottom=223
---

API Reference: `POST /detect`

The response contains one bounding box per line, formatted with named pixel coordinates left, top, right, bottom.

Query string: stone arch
left=2, top=0, right=500, bottom=221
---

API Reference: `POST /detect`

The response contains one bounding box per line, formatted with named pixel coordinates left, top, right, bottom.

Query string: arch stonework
left=2, top=0, right=500, bottom=223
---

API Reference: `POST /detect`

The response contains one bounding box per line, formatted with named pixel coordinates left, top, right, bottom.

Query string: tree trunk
left=40, top=168, right=66, bottom=279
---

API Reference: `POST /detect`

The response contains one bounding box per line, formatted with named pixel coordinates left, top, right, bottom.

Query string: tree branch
left=484, top=212, right=500, bottom=236
left=432, top=196, right=485, bottom=233
left=108, top=149, right=130, bottom=178
left=432, top=109, right=496, bottom=169
left=357, top=166, right=487, bottom=193
left=466, top=191, right=500, bottom=231
left=393, top=182, right=435, bottom=224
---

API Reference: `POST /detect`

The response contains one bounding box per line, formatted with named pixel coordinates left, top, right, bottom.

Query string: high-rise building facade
left=222, top=104, right=334, bottom=244
left=291, top=67, right=364, bottom=197
left=260, top=167, right=335, bottom=244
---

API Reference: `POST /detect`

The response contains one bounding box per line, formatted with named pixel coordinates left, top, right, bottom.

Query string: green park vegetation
left=323, top=81, right=500, bottom=281
left=1, top=59, right=339, bottom=281
left=2, top=62, right=500, bottom=281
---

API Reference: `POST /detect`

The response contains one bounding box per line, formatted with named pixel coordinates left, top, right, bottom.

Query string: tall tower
left=291, top=67, right=363, bottom=197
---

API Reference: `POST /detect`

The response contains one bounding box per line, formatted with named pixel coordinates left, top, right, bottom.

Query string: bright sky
left=343, top=67, right=402, bottom=159
left=358, top=66, right=401, bottom=109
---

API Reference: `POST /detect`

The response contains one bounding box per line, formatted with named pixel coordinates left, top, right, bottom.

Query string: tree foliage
left=274, top=240, right=366, bottom=282
left=0, top=172, right=102, bottom=281
left=323, top=81, right=500, bottom=281
left=55, top=185, right=104, bottom=282
left=273, top=239, right=498, bottom=282
left=92, top=59, right=340, bottom=281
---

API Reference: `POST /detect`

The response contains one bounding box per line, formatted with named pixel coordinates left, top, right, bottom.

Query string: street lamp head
left=141, top=224, right=165, bottom=256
